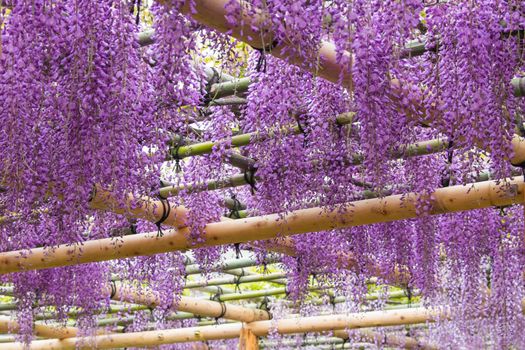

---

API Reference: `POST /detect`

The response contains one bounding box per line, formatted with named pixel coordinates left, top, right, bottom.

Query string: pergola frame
left=1, top=0, right=525, bottom=349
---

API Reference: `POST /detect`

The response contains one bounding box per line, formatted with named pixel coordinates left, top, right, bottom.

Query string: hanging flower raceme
left=423, top=1, right=521, bottom=177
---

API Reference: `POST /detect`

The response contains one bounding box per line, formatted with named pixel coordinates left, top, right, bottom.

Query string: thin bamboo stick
left=0, top=177, right=522, bottom=274
left=0, top=307, right=448, bottom=349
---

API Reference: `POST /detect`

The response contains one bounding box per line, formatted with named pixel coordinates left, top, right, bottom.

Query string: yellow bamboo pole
left=88, top=184, right=189, bottom=229
left=0, top=316, right=108, bottom=339
left=0, top=307, right=447, bottom=349
left=109, top=282, right=270, bottom=323
left=0, top=177, right=522, bottom=274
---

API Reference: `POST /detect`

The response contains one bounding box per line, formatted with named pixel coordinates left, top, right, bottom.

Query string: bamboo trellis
left=2, top=0, right=525, bottom=349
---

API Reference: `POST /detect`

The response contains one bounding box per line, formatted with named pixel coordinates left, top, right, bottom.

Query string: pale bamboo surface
left=0, top=177, right=522, bottom=274
left=0, top=307, right=447, bottom=349
left=89, top=184, right=189, bottom=229
left=110, top=282, right=270, bottom=323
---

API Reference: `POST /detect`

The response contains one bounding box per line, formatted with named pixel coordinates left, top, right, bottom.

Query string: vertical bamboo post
left=238, top=324, right=258, bottom=350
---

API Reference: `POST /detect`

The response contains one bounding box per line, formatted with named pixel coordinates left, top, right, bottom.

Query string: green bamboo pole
left=512, top=77, right=525, bottom=98
left=170, top=112, right=354, bottom=159
left=159, top=138, right=447, bottom=198
left=184, top=256, right=281, bottom=275
left=208, top=78, right=251, bottom=99
left=210, top=287, right=414, bottom=303
left=185, top=272, right=286, bottom=289
left=0, top=303, right=16, bottom=312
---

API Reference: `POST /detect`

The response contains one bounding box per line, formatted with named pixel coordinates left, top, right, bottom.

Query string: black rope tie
left=214, top=302, right=227, bottom=323
left=441, top=139, right=454, bottom=188
left=404, top=286, right=413, bottom=307
left=129, top=219, right=137, bottom=235
left=233, top=242, right=243, bottom=259
left=228, top=194, right=242, bottom=219
left=295, top=114, right=310, bottom=147
left=130, top=0, right=141, bottom=25
left=211, top=287, right=224, bottom=302
left=515, top=113, right=525, bottom=137
left=244, top=169, right=257, bottom=194
left=234, top=269, right=245, bottom=293
left=172, top=145, right=182, bottom=173
left=155, top=196, right=171, bottom=237
left=259, top=295, right=270, bottom=311
left=253, top=39, right=279, bottom=73
left=329, top=294, right=336, bottom=311
left=203, top=67, right=221, bottom=105
left=109, top=280, right=117, bottom=299
left=262, top=260, right=268, bottom=275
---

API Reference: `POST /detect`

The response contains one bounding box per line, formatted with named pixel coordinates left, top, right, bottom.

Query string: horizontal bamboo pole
left=184, top=256, right=280, bottom=276
left=0, top=176, right=523, bottom=274
left=185, top=272, right=285, bottom=289
left=0, top=316, right=80, bottom=339
left=0, top=307, right=448, bottom=349
left=170, top=113, right=353, bottom=159
left=333, top=329, right=436, bottom=350
left=208, top=77, right=251, bottom=100
left=88, top=184, right=189, bottom=229
left=161, top=138, right=447, bottom=198
left=110, top=282, right=270, bottom=323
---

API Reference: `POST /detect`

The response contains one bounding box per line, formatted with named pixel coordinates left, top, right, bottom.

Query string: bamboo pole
left=170, top=0, right=353, bottom=88
left=184, top=256, right=280, bottom=276
left=185, top=273, right=285, bottom=289
left=170, top=113, right=353, bottom=160
left=0, top=316, right=81, bottom=339
left=0, top=307, right=448, bottom=349
left=109, top=282, right=270, bottom=323
left=208, top=78, right=251, bottom=100
left=88, top=184, right=189, bottom=229
left=333, top=329, right=437, bottom=350
left=170, top=0, right=525, bottom=97
left=209, top=286, right=412, bottom=303
left=161, top=138, right=447, bottom=198
left=0, top=176, right=523, bottom=274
